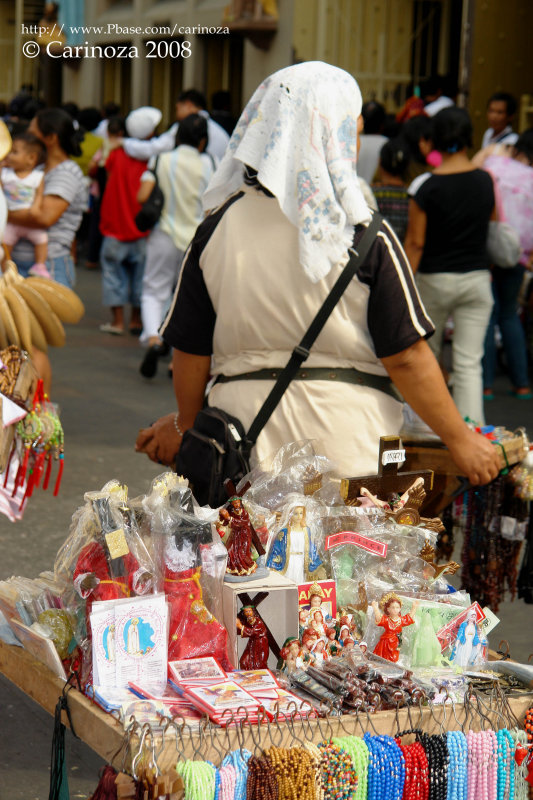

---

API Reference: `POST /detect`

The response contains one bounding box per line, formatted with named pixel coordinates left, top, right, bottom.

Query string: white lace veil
left=203, top=61, right=371, bottom=283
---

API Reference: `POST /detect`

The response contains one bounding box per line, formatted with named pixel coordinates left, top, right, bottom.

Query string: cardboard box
left=222, top=570, right=298, bottom=670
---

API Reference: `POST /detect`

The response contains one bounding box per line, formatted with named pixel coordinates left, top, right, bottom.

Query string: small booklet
left=87, top=684, right=136, bottom=713
left=114, top=594, right=168, bottom=689
left=259, top=688, right=314, bottom=719
left=183, top=680, right=261, bottom=724
left=168, top=656, right=227, bottom=686
left=229, top=669, right=280, bottom=696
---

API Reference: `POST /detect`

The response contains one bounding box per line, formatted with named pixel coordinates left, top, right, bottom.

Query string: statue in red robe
left=236, top=605, right=270, bottom=669
left=218, top=497, right=258, bottom=577
left=371, top=593, right=418, bottom=663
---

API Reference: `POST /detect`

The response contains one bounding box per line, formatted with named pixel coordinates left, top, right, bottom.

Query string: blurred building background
left=2, top=0, right=533, bottom=144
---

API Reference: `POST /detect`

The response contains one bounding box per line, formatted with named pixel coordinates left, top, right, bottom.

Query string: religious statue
left=236, top=605, right=270, bottom=669
left=310, top=638, right=328, bottom=666
left=300, top=627, right=319, bottom=667
left=146, top=475, right=231, bottom=669
left=450, top=610, right=483, bottom=669
left=278, top=637, right=302, bottom=674
left=371, top=592, right=419, bottom=663
left=310, top=609, right=327, bottom=638
left=218, top=497, right=268, bottom=580
left=267, top=504, right=325, bottom=583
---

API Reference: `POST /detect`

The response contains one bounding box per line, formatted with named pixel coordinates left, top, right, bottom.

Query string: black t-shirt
left=409, top=169, right=495, bottom=273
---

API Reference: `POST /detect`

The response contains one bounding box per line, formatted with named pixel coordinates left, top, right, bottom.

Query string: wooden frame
left=2, top=639, right=532, bottom=772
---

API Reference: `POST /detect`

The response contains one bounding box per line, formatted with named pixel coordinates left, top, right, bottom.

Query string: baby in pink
left=1, top=132, right=51, bottom=277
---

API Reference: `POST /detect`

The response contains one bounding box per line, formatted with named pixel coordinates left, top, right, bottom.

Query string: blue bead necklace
left=446, top=730, right=467, bottom=800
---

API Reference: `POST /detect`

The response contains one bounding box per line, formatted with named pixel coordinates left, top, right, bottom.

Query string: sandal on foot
left=100, top=323, right=125, bottom=335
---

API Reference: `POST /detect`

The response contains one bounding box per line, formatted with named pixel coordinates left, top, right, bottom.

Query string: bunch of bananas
left=0, top=261, right=84, bottom=353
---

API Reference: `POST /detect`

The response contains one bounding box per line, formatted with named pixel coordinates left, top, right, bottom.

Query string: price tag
left=325, top=531, right=388, bottom=558
left=479, top=606, right=500, bottom=636
left=382, top=449, right=405, bottom=466
left=105, top=528, right=130, bottom=559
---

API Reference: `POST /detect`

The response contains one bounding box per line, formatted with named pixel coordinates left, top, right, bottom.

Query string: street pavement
left=0, top=266, right=532, bottom=797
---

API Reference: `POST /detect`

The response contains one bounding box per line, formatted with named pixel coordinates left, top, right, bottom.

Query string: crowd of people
left=1, top=67, right=532, bottom=486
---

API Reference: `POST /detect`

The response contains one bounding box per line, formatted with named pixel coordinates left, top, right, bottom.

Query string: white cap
left=126, top=106, right=162, bottom=140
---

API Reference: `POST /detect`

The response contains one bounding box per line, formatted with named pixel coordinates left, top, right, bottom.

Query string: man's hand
left=135, top=413, right=181, bottom=465
left=447, top=428, right=501, bottom=486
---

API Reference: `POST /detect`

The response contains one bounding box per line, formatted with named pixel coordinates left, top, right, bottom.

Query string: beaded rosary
left=316, top=740, right=357, bottom=800
left=395, top=729, right=430, bottom=800
left=165, top=723, right=530, bottom=800
left=446, top=730, right=467, bottom=800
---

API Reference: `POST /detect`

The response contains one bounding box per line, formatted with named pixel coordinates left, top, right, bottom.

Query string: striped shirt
left=44, top=160, right=86, bottom=258
left=12, top=159, right=86, bottom=260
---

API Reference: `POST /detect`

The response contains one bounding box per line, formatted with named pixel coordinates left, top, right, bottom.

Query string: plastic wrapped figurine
left=72, top=492, right=154, bottom=622
left=143, top=473, right=231, bottom=669
left=310, top=609, right=327, bottom=638
left=298, top=608, right=309, bottom=637
left=371, top=592, right=418, bottom=663
left=326, top=627, right=341, bottom=657
left=217, top=497, right=268, bottom=581
left=300, top=627, right=319, bottom=667
left=278, top=637, right=302, bottom=673
left=236, top=604, right=270, bottom=669
left=307, top=582, right=334, bottom=622
left=310, top=638, right=328, bottom=666
left=411, top=608, right=447, bottom=668
left=267, top=502, right=325, bottom=583
left=450, top=609, right=482, bottom=669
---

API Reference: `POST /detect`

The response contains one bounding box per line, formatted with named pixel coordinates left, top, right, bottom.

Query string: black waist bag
left=176, top=407, right=249, bottom=507
left=175, top=213, right=382, bottom=507
left=135, top=157, right=164, bottom=232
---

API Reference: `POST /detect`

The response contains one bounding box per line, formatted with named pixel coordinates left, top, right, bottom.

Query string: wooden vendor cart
left=1, top=639, right=532, bottom=774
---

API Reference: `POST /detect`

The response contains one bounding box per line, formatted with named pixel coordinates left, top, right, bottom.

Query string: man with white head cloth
left=136, top=62, right=500, bottom=486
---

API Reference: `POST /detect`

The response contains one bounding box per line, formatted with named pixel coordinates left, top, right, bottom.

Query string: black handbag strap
left=243, top=212, right=383, bottom=454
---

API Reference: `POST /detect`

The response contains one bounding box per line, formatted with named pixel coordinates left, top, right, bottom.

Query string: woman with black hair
left=404, top=106, right=496, bottom=424
left=371, top=138, right=411, bottom=242
left=7, top=107, right=87, bottom=287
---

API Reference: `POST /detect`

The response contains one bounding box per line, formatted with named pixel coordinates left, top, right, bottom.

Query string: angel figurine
left=371, top=592, right=418, bottom=663
left=267, top=504, right=325, bottom=583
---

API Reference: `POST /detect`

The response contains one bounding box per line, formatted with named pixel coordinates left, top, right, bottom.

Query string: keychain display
left=1, top=375, right=65, bottom=518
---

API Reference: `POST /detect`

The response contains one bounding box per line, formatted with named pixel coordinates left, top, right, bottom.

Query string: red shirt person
left=99, top=106, right=161, bottom=335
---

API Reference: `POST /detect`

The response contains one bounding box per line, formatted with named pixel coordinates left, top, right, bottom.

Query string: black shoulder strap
left=244, top=212, right=383, bottom=453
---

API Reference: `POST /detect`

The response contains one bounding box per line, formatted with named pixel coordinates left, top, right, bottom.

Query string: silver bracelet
left=174, top=413, right=185, bottom=438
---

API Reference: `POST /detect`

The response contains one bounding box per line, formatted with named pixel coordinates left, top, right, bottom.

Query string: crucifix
left=340, top=436, right=444, bottom=531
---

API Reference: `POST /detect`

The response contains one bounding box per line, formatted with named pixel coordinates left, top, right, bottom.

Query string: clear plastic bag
left=237, top=440, right=339, bottom=511
left=266, top=493, right=329, bottom=584
left=142, top=472, right=231, bottom=669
